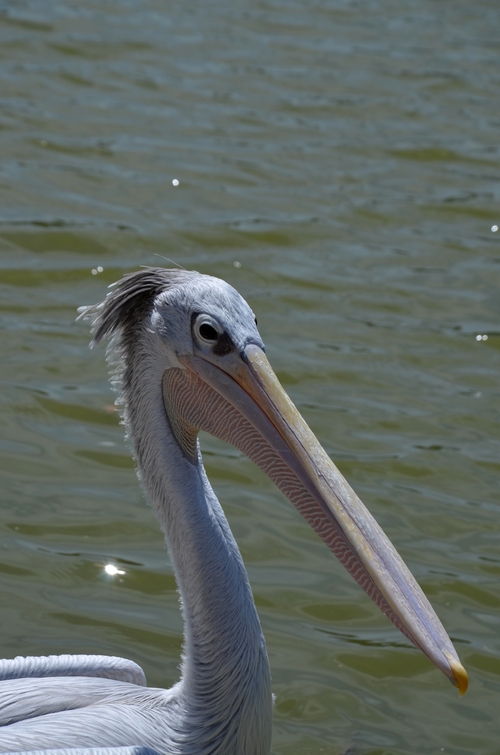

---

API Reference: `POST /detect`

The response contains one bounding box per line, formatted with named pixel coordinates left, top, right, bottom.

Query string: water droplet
left=172, top=179, right=179, bottom=186
left=234, top=261, right=241, bottom=268
left=97, top=266, right=103, bottom=273
left=91, top=269, right=97, bottom=275
left=482, top=334, right=488, bottom=340
left=491, top=225, right=498, bottom=232
left=476, top=335, right=482, bottom=341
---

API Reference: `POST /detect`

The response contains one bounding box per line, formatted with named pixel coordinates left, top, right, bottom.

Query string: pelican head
left=87, top=267, right=467, bottom=696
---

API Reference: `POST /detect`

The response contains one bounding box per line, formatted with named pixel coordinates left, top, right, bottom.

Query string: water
left=0, top=1, right=499, bottom=752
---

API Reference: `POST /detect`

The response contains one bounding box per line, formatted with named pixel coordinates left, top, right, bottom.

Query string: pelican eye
left=193, top=315, right=222, bottom=345
left=199, top=323, right=218, bottom=341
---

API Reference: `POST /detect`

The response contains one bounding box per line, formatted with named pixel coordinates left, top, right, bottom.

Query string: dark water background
left=0, top=1, right=499, bottom=753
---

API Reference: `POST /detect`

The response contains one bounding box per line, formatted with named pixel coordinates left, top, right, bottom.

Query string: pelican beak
left=178, top=344, right=467, bottom=695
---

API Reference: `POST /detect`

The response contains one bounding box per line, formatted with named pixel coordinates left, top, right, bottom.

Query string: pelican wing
left=0, top=655, right=146, bottom=686
left=0, top=676, right=151, bottom=727
left=10, top=748, right=161, bottom=755
left=0, top=680, right=174, bottom=753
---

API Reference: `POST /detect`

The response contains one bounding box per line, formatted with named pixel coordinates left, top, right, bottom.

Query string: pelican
left=0, top=268, right=467, bottom=755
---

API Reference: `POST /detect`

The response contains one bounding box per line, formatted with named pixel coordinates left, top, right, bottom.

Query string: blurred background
left=0, top=1, right=499, bottom=753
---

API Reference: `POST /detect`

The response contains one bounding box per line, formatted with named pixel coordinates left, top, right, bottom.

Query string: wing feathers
left=0, top=656, right=146, bottom=687
left=0, top=701, right=173, bottom=754
left=0, top=676, right=145, bottom=727
left=5, top=748, right=161, bottom=755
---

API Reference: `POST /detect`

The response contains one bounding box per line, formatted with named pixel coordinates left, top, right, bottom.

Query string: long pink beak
left=161, top=343, right=467, bottom=695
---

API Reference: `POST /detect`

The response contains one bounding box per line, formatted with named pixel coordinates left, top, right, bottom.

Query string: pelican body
left=0, top=269, right=467, bottom=755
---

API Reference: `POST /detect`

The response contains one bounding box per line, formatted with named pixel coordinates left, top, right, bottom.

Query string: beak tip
left=448, top=657, right=468, bottom=696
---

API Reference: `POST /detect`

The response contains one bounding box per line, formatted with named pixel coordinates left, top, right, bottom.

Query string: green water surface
left=0, top=2, right=499, bottom=753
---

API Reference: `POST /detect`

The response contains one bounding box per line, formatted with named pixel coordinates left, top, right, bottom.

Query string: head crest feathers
left=78, top=267, right=196, bottom=346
